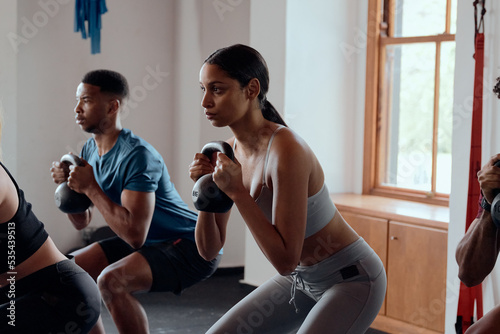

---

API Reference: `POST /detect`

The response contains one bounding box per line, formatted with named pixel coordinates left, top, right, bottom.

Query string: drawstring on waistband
left=289, top=272, right=304, bottom=313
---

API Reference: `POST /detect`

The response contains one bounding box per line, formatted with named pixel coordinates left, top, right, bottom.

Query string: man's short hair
left=82, top=69, right=129, bottom=100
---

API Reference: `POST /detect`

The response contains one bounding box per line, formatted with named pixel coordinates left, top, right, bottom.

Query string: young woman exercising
left=189, top=44, right=387, bottom=333
left=0, top=114, right=100, bottom=333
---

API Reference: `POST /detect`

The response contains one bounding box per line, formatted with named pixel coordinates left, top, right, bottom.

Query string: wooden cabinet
left=386, top=222, right=447, bottom=332
left=334, top=195, right=449, bottom=334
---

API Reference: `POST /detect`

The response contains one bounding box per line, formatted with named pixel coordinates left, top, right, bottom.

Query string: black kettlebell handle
left=200, top=141, right=234, bottom=164
left=60, top=153, right=84, bottom=169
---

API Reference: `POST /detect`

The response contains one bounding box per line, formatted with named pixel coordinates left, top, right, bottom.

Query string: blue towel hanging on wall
left=74, top=0, right=108, bottom=54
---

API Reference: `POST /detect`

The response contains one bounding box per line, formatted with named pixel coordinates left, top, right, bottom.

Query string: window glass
left=436, top=42, right=455, bottom=194
left=382, top=43, right=436, bottom=190
left=450, top=0, right=457, bottom=34
left=394, top=0, right=448, bottom=37
left=366, top=0, right=457, bottom=204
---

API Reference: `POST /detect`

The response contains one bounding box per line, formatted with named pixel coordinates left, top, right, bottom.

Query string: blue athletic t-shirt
left=81, top=128, right=198, bottom=245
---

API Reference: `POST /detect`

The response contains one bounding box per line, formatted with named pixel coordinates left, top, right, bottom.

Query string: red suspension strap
left=455, top=1, right=486, bottom=333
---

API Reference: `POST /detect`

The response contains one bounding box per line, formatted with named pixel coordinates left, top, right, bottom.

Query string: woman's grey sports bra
left=235, top=126, right=337, bottom=238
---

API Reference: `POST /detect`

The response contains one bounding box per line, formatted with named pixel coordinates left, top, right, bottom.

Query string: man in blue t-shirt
left=50, top=70, right=220, bottom=334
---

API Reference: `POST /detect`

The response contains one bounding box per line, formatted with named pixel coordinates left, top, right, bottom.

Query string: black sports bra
left=0, top=162, right=48, bottom=274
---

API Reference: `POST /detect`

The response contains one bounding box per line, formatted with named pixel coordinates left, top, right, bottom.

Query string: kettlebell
left=54, top=154, right=92, bottom=214
left=192, top=141, right=234, bottom=213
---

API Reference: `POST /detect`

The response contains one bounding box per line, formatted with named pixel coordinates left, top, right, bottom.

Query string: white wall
left=285, top=0, right=367, bottom=194
left=446, top=1, right=500, bottom=332
left=0, top=0, right=18, bottom=169
left=445, top=0, right=474, bottom=330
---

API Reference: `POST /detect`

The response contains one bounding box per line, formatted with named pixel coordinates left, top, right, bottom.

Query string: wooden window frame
left=363, top=0, right=455, bottom=207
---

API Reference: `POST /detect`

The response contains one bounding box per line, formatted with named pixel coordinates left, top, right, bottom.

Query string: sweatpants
left=207, top=238, right=387, bottom=334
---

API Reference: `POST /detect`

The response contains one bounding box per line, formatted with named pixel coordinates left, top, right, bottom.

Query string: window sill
left=330, top=193, right=449, bottom=231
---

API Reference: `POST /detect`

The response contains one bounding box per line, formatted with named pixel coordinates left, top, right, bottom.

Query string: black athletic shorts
left=0, top=259, right=101, bottom=333
left=98, top=237, right=221, bottom=294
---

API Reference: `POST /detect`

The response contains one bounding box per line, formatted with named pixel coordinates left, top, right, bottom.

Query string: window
left=364, top=0, right=457, bottom=206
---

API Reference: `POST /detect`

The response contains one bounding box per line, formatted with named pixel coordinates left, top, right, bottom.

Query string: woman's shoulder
left=266, top=127, right=317, bottom=175
left=270, top=127, right=324, bottom=187
left=271, top=126, right=311, bottom=156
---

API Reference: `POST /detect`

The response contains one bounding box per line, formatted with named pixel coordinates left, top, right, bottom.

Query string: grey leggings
left=207, top=238, right=387, bottom=334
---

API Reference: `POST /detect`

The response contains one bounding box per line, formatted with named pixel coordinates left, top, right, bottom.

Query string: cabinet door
left=340, top=211, right=388, bottom=315
left=386, top=221, right=447, bottom=332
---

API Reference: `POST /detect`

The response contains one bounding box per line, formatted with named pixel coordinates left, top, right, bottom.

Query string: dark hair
left=494, top=77, right=500, bottom=99
left=204, top=44, right=287, bottom=126
left=82, top=69, right=129, bottom=101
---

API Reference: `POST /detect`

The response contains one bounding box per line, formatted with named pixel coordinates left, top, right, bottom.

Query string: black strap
left=473, top=0, right=486, bottom=44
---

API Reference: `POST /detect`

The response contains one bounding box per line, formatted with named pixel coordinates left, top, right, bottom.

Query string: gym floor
left=100, top=268, right=388, bottom=334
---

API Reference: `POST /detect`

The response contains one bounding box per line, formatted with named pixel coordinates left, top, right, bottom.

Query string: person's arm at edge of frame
left=466, top=303, right=500, bottom=333
left=455, top=211, right=500, bottom=287
left=456, top=154, right=500, bottom=287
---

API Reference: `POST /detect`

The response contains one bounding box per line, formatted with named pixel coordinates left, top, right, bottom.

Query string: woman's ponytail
left=261, top=98, right=287, bottom=127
